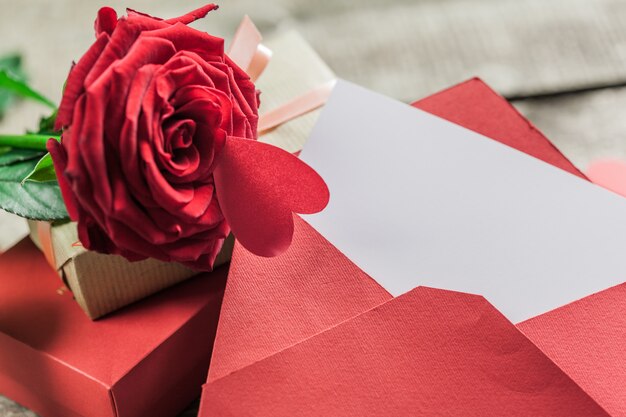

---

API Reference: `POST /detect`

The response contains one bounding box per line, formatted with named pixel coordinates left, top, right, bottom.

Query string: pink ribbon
left=228, top=16, right=335, bottom=139
left=227, top=16, right=271, bottom=83
left=257, top=80, right=336, bottom=134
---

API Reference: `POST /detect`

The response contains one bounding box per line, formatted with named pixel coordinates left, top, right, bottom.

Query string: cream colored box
left=28, top=220, right=233, bottom=319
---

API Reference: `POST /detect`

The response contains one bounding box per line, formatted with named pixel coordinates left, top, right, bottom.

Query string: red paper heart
left=214, top=136, right=329, bottom=257
left=586, top=159, right=626, bottom=197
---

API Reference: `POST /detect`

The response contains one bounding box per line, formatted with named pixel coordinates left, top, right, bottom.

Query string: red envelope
left=199, top=78, right=625, bottom=416
left=203, top=287, right=609, bottom=416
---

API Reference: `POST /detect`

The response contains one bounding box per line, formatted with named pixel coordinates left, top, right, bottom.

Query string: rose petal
left=47, top=138, right=79, bottom=220
left=83, top=15, right=169, bottom=88
left=95, top=7, right=118, bottom=36
left=55, top=32, right=110, bottom=130
left=64, top=96, right=111, bottom=232
left=119, top=64, right=157, bottom=204
left=163, top=4, right=219, bottom=25
left=142, top=22, right=224, bottom=60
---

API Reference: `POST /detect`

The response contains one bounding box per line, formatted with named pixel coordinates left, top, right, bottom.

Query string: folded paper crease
left=202, top=287, right=610, bottom=417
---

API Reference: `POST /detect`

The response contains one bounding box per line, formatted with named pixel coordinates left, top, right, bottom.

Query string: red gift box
left=0, top=239, right=226, bottom=417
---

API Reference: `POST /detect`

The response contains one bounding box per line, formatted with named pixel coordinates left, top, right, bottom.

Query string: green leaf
left=22, top=153, right=56, bottom=183
left=0, top=54, right=22, bottom=73
left=0, top=55, right=65, bottom=220
left=0, top=148, right=45, bottom=166
left=0, top=54, right=24, bottom=76
left=0, top=68, right=56, bottom=109
left=0, top=157, right=68, bottom=221
left=37, top=109, right=59, bottom=135
left=0, top=54, right=25, bottom=118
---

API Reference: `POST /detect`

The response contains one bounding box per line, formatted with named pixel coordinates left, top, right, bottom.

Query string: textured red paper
left=202, top=287, right=608, bottom=417
left=518, top=284, right=626, bottom=417
left=207, top=78, right=586, bottom=381
left=202, top=78, right=625, bottom=416
left=513, top=159, right=626, bottom=417
left=214, top=136, right=329, bottom=257
left=206, top=215, right=390, bottom=382
left=0, top=239, right=226, bottom=417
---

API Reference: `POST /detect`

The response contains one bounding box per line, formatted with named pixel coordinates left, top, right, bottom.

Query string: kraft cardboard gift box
left=0, top=238, right=227, bottom=417
left=27, top=220, right=233, bottom=321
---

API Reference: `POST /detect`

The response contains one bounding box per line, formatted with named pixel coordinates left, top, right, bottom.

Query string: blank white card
left=300, top=80, right=626, bottom=323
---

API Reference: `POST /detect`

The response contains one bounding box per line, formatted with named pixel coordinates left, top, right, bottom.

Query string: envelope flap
left=202, top=287, right=609, bottom=417
left=519, top=283, right=626, bottom=416
left=208, top=216, right=391, bottom=382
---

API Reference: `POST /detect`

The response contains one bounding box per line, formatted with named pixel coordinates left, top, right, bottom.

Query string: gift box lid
left=0, top=238, right=227, bottom=417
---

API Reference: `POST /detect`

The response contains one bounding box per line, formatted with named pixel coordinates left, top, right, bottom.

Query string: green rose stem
left=0, top=134, right=60, bottom=151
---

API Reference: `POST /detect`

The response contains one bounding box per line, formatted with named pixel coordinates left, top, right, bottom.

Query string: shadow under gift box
left=0, top=238, right=227, bottom=417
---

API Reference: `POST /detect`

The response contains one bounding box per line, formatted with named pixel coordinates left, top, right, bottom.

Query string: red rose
left=49, top=5, right=259, bottom=270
